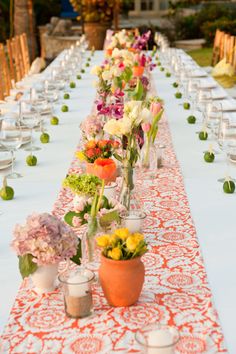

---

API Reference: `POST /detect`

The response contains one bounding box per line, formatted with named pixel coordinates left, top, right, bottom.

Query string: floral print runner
left=0, top=79, right=227, bottom=354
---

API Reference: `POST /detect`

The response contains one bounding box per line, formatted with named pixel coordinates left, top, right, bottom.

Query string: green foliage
left=63, top=174, right=102, bottom=196
left=202, top=18, right=236, bottom=46
left=19, top=254, right=38, bottom=279
left=70, top=240, right=82, bottom=265
left=0, top=0, right=60, bottom=42
left=175, top=3, right=236, bottom=43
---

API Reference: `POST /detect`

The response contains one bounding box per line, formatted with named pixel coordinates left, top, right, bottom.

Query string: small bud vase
left=31, top=263, right=58, bottom=294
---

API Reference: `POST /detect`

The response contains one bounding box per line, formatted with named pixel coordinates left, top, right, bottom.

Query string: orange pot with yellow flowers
left=96, top=228, right=147, bottom=307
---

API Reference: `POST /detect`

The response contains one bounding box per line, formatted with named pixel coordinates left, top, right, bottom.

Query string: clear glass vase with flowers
left=141, top=97, right=164, bottom=169
left=103, top=100, right=152, bottom=209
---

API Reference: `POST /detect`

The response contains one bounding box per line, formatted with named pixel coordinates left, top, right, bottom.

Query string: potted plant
left=11, top=213, right=81, bottom=294
left=96, top=227, right=147, bottom=306
left=70, top=0, right=115, bottom=49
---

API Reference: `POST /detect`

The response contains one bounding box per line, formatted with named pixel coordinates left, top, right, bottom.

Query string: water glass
left=0, top=117, right=22, bottom=178
left=20, top=101, right=40, bottom=152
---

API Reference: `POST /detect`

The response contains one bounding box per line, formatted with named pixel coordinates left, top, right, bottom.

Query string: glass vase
left=119, top=165, right=137, bottom=210
left=141, top=137, right=157, bottom=170
left=83, top=216, right=99, bottom=265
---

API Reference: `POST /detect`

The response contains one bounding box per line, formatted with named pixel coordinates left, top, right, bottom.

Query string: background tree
left=14, top=0, right=37, bottom=58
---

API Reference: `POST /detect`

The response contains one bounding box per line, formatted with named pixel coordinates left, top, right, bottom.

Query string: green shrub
left=202, top=18, right=236, bottom=46
left=174, top=3, right=236, bottom=42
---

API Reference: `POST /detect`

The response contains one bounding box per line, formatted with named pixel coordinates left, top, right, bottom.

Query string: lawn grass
left=188, top=47, right=213, bottom=67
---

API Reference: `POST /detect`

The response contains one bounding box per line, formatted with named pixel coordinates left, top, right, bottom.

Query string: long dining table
left=0, top=49, right=236, bottom=353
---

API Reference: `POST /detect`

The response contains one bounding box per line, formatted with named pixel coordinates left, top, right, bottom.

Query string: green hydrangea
left=63, top=174, right=102, bottom=195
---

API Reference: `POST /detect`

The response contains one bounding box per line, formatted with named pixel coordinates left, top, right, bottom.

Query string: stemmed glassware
left=20, top=101, right=40, bottom=152
left=217, top=114, right=236, bottom=182
left=205, top=101, right=222, bottom=154
left=0, top=116, right=22, bottom=179
left=187, top=78, right=200, bottom=117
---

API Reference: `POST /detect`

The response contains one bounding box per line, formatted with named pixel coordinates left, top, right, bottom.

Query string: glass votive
left=59, top=268, right=95, bottom=319
left=135, top=324, right=180, bottom=354
left=120, top=210, right=146, bottom=233
left=104, top=182, right=118, bottom=200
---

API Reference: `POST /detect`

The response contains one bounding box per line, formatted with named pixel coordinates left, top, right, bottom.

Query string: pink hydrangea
left=11, top=213, right=79, bottom=266
left=80, top=114, right=104, bottom=138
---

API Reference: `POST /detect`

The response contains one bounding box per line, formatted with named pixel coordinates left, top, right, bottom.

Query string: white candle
left=124, top=215, right=142, bottom=233
left=104, top=183, right=117, bottom=200
left=68, top=274, right=89, bottom=298
left=147, top=329, right=174, bottom=354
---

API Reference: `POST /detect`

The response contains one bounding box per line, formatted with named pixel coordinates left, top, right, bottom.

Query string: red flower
left=85, top=148, right=97, bottom=158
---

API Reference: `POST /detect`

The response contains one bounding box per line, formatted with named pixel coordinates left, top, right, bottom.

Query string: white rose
left=120, top=117, right=132, bottom=135
left=104, top=119, right=122, bottom=136
left=90, top=66, right=101, bottom=75
left=102, top=70, right=112, bottom=81
left=139, top=107, right=153, bottom=124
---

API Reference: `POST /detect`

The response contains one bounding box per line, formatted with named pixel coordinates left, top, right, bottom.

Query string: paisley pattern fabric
left=0, top=78, right=227, bottom=353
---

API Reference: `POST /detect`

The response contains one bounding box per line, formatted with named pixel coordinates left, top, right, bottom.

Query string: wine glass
left=20, top=101, right=40, bottom=152
left=31, top=91, right=49, bottom=134
left=187, top=78, right=200, bottom=117
left=205, top=101, right=222, bottom=154
left=0, top=116, right=22, bottom=179
left=217, top=115, right=236, bottom=182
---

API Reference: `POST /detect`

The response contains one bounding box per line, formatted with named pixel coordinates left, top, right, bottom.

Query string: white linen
left=0, top=51, right=235, bottom=353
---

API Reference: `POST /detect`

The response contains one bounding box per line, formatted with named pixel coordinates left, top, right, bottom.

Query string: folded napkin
left=190, top=69, right=208, bottom=78
left=212, top=58, right=235, bottom=78
left=221, top=99, right=236, bottom=111
left=211, top=87, right=227, bottom=100
left=199, top=77, right=217, bottom=89
left=29, top=57, right=46, bottom=75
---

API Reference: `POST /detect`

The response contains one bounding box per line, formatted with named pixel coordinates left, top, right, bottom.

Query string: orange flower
left=106, top=48, right=113, bottom=57
left=97, top=140, right=109, bottom=149
left=94, top=158, right=116, bottom=183
left=132, top=66, right=144, bottom=77
left=85, top=140, right=97, bottom=149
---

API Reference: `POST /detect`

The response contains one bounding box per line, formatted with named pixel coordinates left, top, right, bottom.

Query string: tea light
left=104, top=182, right=117, bottom=200
left=135, top=325, right=179, bottom=354
left=121, top=211, right=146, bottom=233
left=147, top=329, right=174, bottom=354
left=68, top=274, right=89, bottom=298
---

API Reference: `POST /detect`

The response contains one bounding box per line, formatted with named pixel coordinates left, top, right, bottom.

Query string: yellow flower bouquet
left=96, top=228, right=147, bottom=260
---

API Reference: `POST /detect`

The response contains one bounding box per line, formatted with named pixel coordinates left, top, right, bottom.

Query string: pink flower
left=118, top=62, right=125, bottom=71
left=84, top=213, right=89, bottom=221
left=72, top=216, right=82, bottom=227
left=11, top=213, right=79, bottom=266
left=142, top=122, right=151, bottom=132
left=150, top=102, right=162, bottom=116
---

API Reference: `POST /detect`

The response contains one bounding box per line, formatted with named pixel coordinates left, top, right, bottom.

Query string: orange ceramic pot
left=86, top=159, right=117, bottom=184
left=99, top=255, right=145, bottom=307
left=132, top=66, right=144, bottom=77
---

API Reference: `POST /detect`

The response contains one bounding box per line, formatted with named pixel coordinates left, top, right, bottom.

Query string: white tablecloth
left=0, top=51, right=235, bottom=352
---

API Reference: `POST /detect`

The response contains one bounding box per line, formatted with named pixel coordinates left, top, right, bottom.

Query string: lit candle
left=68, top=274, right=89, bottom=298
left=124, top=215, right=142, bottom=233
left=104, top=182, right=117, bottom=199
left=146, top=329, right=174, bottom=354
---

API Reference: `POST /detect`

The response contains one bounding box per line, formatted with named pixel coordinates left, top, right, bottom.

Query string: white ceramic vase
left=31, top=263, right=59, bottom=294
